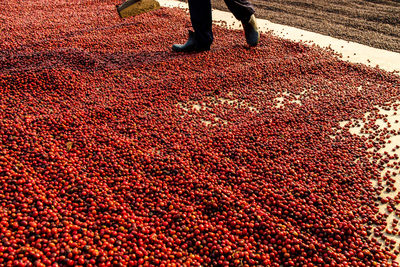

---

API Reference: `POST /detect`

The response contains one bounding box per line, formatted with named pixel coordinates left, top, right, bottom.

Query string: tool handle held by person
left=116, top=0, right=160, bottom=18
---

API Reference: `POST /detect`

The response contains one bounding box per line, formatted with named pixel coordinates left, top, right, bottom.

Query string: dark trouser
left=188, top=0, right=255, bottom=47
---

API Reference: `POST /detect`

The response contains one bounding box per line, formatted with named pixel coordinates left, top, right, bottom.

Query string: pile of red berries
left=1, top=0, right=400, bottom=265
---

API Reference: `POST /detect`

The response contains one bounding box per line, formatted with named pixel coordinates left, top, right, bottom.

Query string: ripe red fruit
left=1, top=0, right=399, bottom=266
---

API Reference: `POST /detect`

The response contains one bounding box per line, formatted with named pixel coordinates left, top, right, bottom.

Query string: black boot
left=172, top=31, right=211, bottom=53
left=242, top=14, right=260, bottom=47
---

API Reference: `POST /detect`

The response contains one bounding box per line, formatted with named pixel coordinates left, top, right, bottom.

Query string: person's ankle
left=172, top=31, right=210, bottom=52
left=242, top=14, right=260, bottom=47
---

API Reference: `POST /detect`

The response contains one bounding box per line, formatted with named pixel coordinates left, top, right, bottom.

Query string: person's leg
left=188, top=0, right=213, bottom=47
left=223, top=0, right=254, bottom=22
left=224, top=0, right=259, bottom=46
left=172, top=0, right=213, bottom=52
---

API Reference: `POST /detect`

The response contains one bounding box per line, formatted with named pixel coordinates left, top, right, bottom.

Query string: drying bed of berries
left=1, top=0, right=400, bottom=266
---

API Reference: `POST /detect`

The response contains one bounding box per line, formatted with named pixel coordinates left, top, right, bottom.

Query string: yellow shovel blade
left=116, top=0, right=161, bottom=18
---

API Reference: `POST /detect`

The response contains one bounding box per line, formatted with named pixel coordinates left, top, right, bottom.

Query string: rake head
left=116, top=0, right=160, bottom=18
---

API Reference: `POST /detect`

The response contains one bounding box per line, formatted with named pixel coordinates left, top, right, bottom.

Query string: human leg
left=223, top=0, right=254, bottom=22
left=188, top=0, right=213, bottom=47
left=172, top=0, right=213, bottom=52
left=224, top=0, right=260, bottom=46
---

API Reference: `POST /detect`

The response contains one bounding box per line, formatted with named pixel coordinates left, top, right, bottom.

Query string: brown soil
left=209, top=0, right=400, bottom=53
